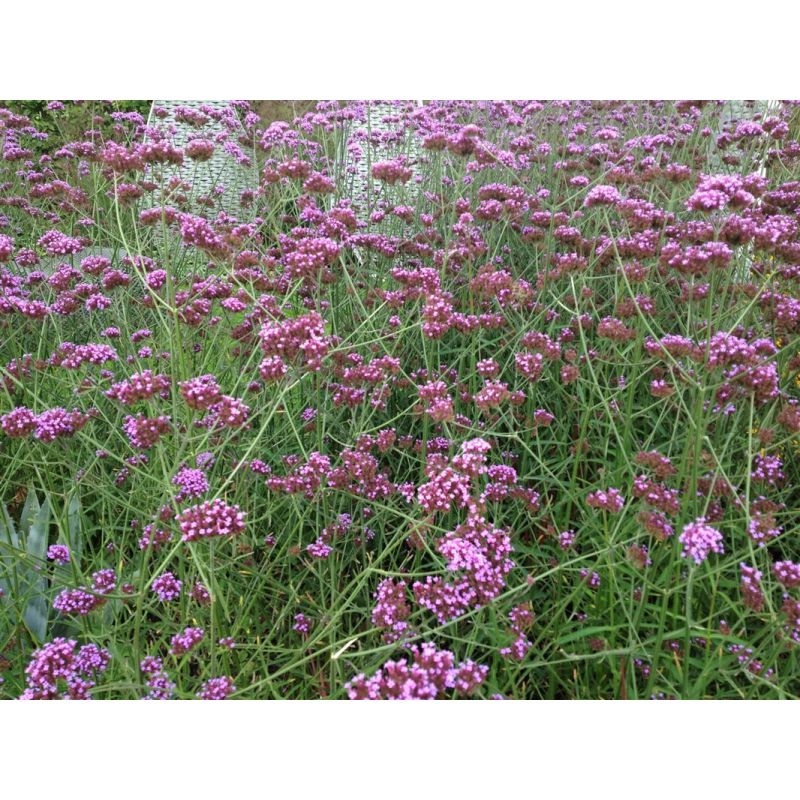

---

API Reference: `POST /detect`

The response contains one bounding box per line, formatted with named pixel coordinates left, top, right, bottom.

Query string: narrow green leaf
left=67, top=492, right=83, bottom=564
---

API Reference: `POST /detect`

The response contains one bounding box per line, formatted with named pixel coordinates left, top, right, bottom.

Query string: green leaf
left=66, top=492, right=83, bottom=564
left=0, top=504, right=20, bottom=603
left=23, top=593, right=49, bottom=645
left=3, top=492, right=53, bottom=644
left=27, top=496, right=50, bottom=562
left=0, top=504, right=18, bottom=549
left=20, top=489, right=40, bottom=539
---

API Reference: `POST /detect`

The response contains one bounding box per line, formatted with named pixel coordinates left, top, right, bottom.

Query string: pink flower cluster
left=413, top=513, right=514, bottom=623
left=141, top=656, right=175, bottom=700
left=172, top=466, right=210, bottom=500
left=106, top=371, right=171, bottom=405
left=371, top=578, right=411, bottom=643
left=679, top=518, right=724, bottom=564
left=258, top=311, right=332, bottom=371
left=123, top=413, right=171, bottom=449
left=179, top=374, right=222, bottom=410
left=687, top=174, right=755, bottom=212
left=740, top=563, right=765, bottom=611
left=177, top=498, right=246, bottom=542
left=371, top=157, right=413, bottom=184
left=586, top=487, right=625, bottom=513
left=1, top=406, right=92, bottom=443
left=500, top=604, right=534, bottom=661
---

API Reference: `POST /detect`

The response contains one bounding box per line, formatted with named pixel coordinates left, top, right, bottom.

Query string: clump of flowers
left=177, top=498, right=246, bottom=542
left=179, top=374, right=222, bottom=410
left=32, top=408, right=91, bottom=443
left=740, top=563, right=765, bottom=612
left=169, top=627, right=205, bottom=656
left=586, top=488, right=625, bottom=513
left=413, top=512, right=514, bottom=623
left=152, top=571, right=182, bottom=602
left=140, top=656, right=175, bottom=700
left=196, top=676, right=236, bottom=700
left=258, top=312, right=332, bottom=372
left=372, top=157, right=413, bottom=184
left=773, top=561, right=800, bottom=589
left=172, top=466, right=210, bottom=501
left=53, top=569, right=116, bottom=616
left=123, top=414, right=171, bottom=449
left=46, top=544, right=70, bottom=565
left=20, top=638, right=111, bottom=700
left=500, top=603, right=534, bottom=661
left=293, top=613, right=312, bottom=637
left=679, top=518, right=724, bottom=564
left=346, top=642, right=487, bottom=699
left=371, top=578, right=411, bottom=642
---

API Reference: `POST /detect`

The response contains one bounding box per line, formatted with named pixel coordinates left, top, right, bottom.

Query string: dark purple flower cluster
left=20, top=638, right=110, bottom=700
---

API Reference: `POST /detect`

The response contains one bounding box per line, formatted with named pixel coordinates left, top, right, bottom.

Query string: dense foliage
left=1, top=100, right=799, bottom=699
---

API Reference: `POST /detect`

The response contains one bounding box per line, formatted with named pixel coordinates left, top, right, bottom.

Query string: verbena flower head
left=346, top=642, right=487, bottom=700
left=196, top=676, right=236, bottom=700
left=679, top=518, right=724, bottom=564
left=152, top=571, right=182, bottom=602
left=46, top=544, right=70, bottom=564
left=20, top=638, right=110, bottom=700
left=177, top=498, right=246, bottom=542
left=169, top=627, right=205, bottom=656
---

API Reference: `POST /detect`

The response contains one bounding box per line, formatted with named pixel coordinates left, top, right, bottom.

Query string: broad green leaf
left=0, top=504, right=20, bottom=602
left=23, top=593, right=49, bottom=644
left=20, top=489, right=40, bottom=538
left=0, top=503, right=19, bottom=549
left=27, top=497, right=50, bottom=562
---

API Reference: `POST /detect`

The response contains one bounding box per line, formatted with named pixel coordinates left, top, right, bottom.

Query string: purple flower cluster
left=123, top=414, right=171, bottom=449
left=141, top=656, right=175, bottom=700
left=196, top=676, right=236, bottom=700
left=172, top=466, right=210, bottom=500
left=46, top=544, right=70, bottom=565
left=20, top=638, right=110, bottom=700
left=292, top=613, right=311, bottom=636
left=169, top=627, right=205, bottom=656
left=1, top=406, right=92, bottom=443
left=152, top=571, right=182, bottom=602
left=586, top=487, right=625, bottom=513
left=413, top=513, right=514, bottom=623
left=500, top=603, right=534, bottom=661
left=773, top=561, right=800, bottom=589
left=740, top=563, right=765, bottom=612
left=679, top=518, right=724, bottom=564
left=177, top=498, right=246, bottom=542
left=53, top=569, right=116, bottom=616
left=371, top=578, right=411, bottom=642
left=346, top=642, right=487, bottom=699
